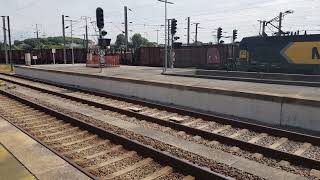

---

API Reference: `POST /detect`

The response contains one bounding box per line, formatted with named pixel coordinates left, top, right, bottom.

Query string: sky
left=0, top=0, right=320, bottom=44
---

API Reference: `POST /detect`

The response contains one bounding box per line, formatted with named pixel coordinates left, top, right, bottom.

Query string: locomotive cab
left=238, top=35, right=320, bottom=74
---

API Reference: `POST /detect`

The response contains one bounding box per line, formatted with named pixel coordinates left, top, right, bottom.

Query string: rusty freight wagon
left=135, top=44, right=238, bottom=69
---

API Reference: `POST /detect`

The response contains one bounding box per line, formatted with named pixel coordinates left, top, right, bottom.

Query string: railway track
left=0, top=93, right=231, bottom=180
left=1, top=74, right=320, bottom=178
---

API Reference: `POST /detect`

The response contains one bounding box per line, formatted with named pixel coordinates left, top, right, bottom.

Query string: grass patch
left=0, top=64, right=14, bottom=74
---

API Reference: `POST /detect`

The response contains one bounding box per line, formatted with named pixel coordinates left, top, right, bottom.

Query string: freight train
left=134, top=34, right=320, bottom=74
left=237, top=34, right=320, bottom=74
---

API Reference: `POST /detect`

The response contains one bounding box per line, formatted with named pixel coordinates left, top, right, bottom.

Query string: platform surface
left=0, top=144, right=36, bottom=180
left=19, top=64, right=320, bottom=101
left=0, top=116, right=90, bottom=180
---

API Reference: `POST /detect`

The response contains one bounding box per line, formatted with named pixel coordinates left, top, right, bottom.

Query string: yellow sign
left=239, top=50, right=249, bottom=60
left=281, top=42, right=320, bottom=64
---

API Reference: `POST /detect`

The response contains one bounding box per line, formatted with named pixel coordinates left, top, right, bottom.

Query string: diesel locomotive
left=237, top=34, right=320, bottom=74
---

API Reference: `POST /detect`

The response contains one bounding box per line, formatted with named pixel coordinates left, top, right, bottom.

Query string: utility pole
left=124, top=6, right=128, bottom=51
left=7, top=16, right=12, bottom=71
left=124, top=6, right=129, bottom=64
left=194, top=23, right=200, bottom=45
left=187, top=17, right=190, bottom=45
left=155, top=29, right=160, bottom=45
left=62, top=15, right=67, bottom=64
left=82, top=16, right=89, bottom=52
left=158, top=0, right=174, bottom=73
left=278, top=12, right=283, bottom=36
left=35, top=24, right=39, bottom=39
left=69, top=20, right=74, bottom=64
left=83, top=34, right=86, bottom=48
left=2, top=16, right=8, bottom=64
left=260, top=10, right=293, bottom=37
left=167, top=19, right=171, bottom=48
left=262, top=21, right=266, bottom=37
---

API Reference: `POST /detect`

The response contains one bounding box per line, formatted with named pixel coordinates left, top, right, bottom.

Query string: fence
left=0, top=49, right=87, bottom=65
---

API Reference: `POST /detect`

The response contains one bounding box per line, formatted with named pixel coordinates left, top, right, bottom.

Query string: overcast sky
left=1, top=0, right=320, bottom=44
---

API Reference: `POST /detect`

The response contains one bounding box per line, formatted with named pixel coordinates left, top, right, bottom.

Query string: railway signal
left=233, top=29, right=238, bottom=42
left=217, top=27, right=223, bottom=43
left=96, top=7, right=104, bottom=29
left=171, top=19, right=177, bottom=35
left=101, top=30, right=108, bottom=37
left=95, top=7, right=111, bottom=72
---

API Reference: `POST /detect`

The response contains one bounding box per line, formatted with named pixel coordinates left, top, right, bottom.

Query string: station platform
left=14, top=64, right=320, bottom=133
left=0, top=117, right=90, bottom=180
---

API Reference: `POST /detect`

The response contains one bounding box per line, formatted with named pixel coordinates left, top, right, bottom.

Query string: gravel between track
left=3, top=84, right=320, bottom=179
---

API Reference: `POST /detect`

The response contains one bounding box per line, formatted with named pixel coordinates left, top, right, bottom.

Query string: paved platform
left=0, top=116, right=90, bottom=180
left=0, top=144, right=36, bottom=180
left=15, top=64, right=320, bottom=101
left=14, top=64, right=320, bottom=133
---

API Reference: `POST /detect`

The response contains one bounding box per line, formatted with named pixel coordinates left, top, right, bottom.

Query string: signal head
left=96, top=7, right=104, bottom=29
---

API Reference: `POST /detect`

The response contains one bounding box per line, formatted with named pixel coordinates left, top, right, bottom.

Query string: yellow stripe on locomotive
left=281, top=42, right=320, bottom=64
left=239, top=50, right=249, bottom=61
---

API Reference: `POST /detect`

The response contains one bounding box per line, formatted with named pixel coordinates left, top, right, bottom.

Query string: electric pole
left=83, top=34, right=86, bottom=48
left=68, top=20, right=74, bottom=64
left=155, top=29, right=160, bottom=45
left=194, top=23, right=200, bottom=45
left=71, top=21, right=74, bottom=64
left=259, top=10, right=293, bottom=37
left=124, top=6, right=128, bottom=52
left=35, top=24, right=39, bottom=39
left=262, top=21, right=266, bottom=37
left=278, top=12, right=283, bottom=36
left=62, top=15, right=67, bottom=64
left=82, top=16, right=90, bottom=52
left=187, top=17, right=190, bottom=45
left=7, top=16, right=13, bottom=71
left=168, top=19, right=171, bottom=47
left=158, top=0, right=174, bottom=73
left=2, top=16, right=8, bottom=64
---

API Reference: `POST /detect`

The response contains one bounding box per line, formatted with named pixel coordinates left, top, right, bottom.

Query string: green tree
left=131, top=33, right=144, bottom=49
left=131, top=33, right=155, bottom=49
left=11, top=36, right=90, bottom=50
left=115, top=34, right=126, bottom=49
left=142, top=41, right=157, bottom=47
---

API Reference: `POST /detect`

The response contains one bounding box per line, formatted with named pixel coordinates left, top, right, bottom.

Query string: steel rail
left=0, top=112, right=98, bottom=180
left=0, top=89, right=231, bottom=180
left=1, top=74, right=320, bottom=170
left=2, top=73, right=320, bottom=145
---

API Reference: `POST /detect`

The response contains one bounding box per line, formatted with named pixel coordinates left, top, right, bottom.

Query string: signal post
left=96, top=7, right=111, bottom=73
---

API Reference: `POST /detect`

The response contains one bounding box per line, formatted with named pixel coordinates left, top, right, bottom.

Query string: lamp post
left=158, top=0, right=174, bottom=73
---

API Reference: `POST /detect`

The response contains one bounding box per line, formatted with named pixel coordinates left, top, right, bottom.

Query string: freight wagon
left=134, top=44, right=237, bottom=69
left=238, top=34, right=320, bottom=74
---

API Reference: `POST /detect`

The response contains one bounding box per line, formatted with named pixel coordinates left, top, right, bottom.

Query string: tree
left=142, top=41, right=157, bottom=47
left=12, top=36, right=91, bottom=50
left=130, top=33, right=156, bottom=49
left=115, top=34, right=125, bottom=49
left=131, top=33, right=145, bottom=49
